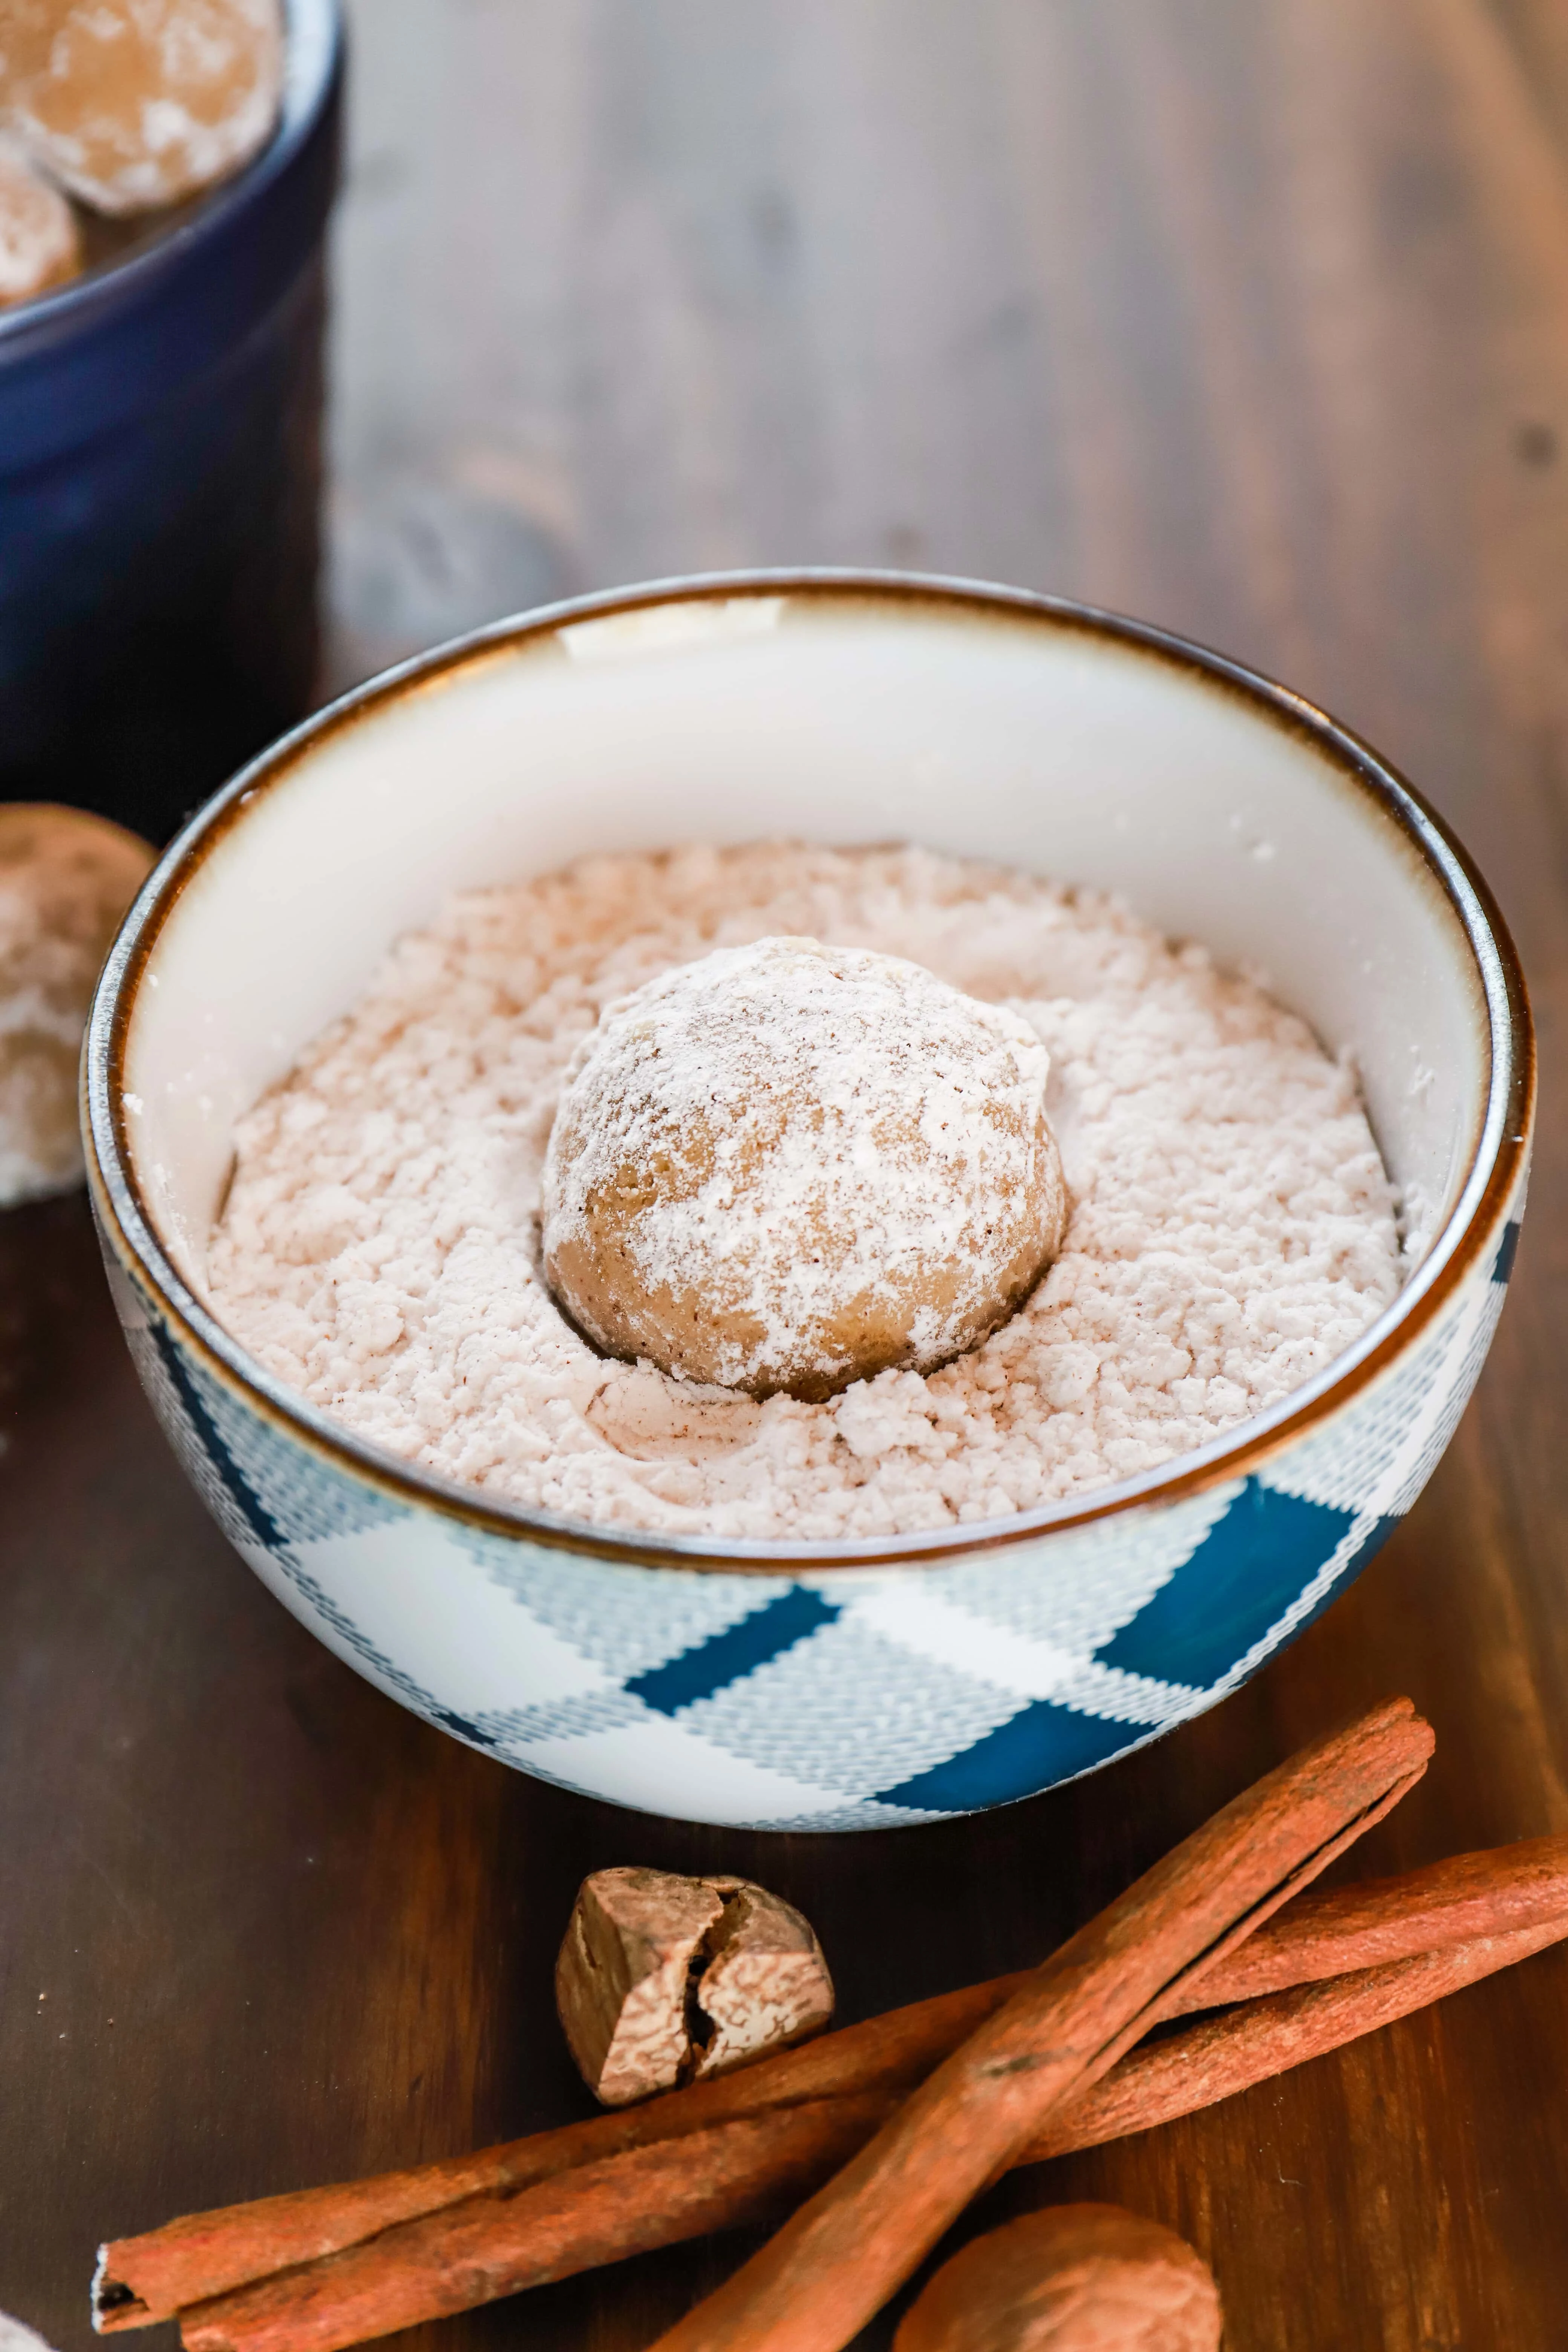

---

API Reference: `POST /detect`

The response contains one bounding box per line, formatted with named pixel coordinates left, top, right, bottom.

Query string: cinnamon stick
left=1176, top=1832, right=1568, bottom=2008
left=176, top=2100, right=892, bottom=2352
left=1023, top=1911, right=1568, bottom=2159
left=159, top=1910, right=1568, bottom=2352
left=92, top=1985, right=1012, bottom=2328
left=645, top=1696, right=1433, bottom=2352
left=100, top=1819, right=1566, bottom=2335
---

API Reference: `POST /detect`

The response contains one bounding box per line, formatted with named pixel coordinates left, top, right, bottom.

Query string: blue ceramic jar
left=0, top=0, right=342, bottom=842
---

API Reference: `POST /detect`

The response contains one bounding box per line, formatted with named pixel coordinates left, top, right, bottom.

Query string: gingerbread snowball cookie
left=0, top=804, right=154, bottom=1207
left=0, top=136, right=79, bottom=302
left=542, top=935, right=1067, bottom=1401
left=1, top=0, right=284, bottom=216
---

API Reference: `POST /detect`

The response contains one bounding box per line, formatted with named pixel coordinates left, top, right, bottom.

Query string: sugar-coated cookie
left=0, top=805, right=155, bottom=1207
left=2, top=0, right=283, bottom=217
left=544, top=934, right=1067, bottom=1400
left=0, top=135, right=79, bottom=302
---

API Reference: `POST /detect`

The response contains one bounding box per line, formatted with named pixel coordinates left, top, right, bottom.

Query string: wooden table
left=6, top=4, right=1568, bottom=2345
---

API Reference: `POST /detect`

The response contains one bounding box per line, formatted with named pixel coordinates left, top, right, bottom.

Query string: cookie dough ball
left=543, top=936, right=1067, bottom=1401
left=0, top=805, right=155, bottom=1208
left=2, top=0, right=284, bottom=217
left=0, top=137, right=79, bottom=303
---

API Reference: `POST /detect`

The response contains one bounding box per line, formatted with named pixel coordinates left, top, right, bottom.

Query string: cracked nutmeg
left=894, top=2205, right=1223, bottom=2352
left=555, top=1866, right=835, bottom=2107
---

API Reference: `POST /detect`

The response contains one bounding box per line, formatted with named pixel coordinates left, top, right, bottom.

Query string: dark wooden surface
left=6, top=4, right=1568, bottom=2346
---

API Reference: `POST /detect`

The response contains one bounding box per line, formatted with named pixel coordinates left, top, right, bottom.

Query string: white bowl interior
left=120, top=590, right=1489, bottom=1299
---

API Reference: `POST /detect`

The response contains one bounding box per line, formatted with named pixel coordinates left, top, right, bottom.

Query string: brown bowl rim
left=84, top=570, right=1536, bottom=1574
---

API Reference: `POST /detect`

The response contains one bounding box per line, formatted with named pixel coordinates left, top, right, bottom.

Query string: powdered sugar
left=205, top=842, right=1404, bottom=1541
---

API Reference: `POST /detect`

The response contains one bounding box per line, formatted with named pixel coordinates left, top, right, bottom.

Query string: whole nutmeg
left=555, top=1866, right=835, bottom=2107
left=894, top=2205, right=1223, bottom=2352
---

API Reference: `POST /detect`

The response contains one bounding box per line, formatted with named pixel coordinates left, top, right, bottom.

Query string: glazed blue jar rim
left=0, top=0, right=342, bottom=470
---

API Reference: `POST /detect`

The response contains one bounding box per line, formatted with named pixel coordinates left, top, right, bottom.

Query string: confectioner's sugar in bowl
left=83, top=576, right=1533, bottom=1830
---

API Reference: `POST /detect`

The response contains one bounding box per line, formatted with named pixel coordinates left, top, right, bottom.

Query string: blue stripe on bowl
left=625, top=1585, right=841, bottom=1714
left=152, top=1323, right=282, bottom=1550
left=876, top=1697, right=1137, bottom=1812
left=1095, top=1479, right=1355, bottom=1689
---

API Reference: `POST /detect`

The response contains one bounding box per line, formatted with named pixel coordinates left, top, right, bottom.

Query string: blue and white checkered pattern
left=102, top=1200, right=1524, bottom=1828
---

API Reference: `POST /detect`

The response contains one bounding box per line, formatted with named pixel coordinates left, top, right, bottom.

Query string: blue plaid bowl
left=83, top=577, right=1533, bottom=1828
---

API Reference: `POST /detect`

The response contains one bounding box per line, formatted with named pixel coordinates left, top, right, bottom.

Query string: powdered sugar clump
left=205, top=842, right=1404, bottom=1541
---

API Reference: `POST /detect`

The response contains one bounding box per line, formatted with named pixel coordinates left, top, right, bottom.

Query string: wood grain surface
left=6, top=4, right=1568, bottom=2347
